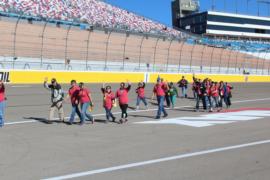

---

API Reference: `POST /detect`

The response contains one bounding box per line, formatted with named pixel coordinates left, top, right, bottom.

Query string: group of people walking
left=192, top=77, right=233, bottom=112
left=0, top=75, right=234, bottom=127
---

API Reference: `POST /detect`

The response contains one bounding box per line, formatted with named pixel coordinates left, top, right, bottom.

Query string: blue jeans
left=81, top=103, right=93, bottom=123
left=0, top=101, right=5, bottom=127
left=136, top=97, right=148, bottom=106
left=157, top=96, right=167, bottom=118
left=181, top=87, right=187, bottom=97
left=105, top=107, right=114, bottom=121
left=69, top=104, right=82, bottom=123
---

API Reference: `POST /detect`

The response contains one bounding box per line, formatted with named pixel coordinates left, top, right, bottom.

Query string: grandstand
left=0, top=0, right=269, bottom=75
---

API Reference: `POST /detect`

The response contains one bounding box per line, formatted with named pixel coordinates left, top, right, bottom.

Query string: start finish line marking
left=135, top=108, right=270, bottom=127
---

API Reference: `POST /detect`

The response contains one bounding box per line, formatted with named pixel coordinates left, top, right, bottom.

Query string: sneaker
left=91, top=118, right=95, bottom=124
left=136, top=106, right=139, bottom=110
left=67, top=122, right=73, bottom=125
left=119, top=119, right=123, bottom=124
left=155, top=116, right=161, bottom=119
left=112, top=117, right=116, bottom=122
left=163, top=114, right=168, bottom=118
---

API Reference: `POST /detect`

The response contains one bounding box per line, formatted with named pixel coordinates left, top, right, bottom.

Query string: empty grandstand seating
left=0, top=0, right=183, bottom=38
left=0, top=0, right=269, bottom=74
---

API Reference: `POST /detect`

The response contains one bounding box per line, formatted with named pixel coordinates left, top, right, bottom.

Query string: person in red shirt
left=152, top=79, right=168, bottom=119
left=135, top=82, right=148, bottom=110
left=210, top=82, right=219, bottom=112
left=116, top=82, right=131, bottom=124
left=78, top=82, right=94, bottom=125
left=0, top=81, right=6, bottom=127
left=101, top=84, right=116, bottom=123
left=225, top=82, right=233, bottom=108
left=66, top=80, right=82, bottom=125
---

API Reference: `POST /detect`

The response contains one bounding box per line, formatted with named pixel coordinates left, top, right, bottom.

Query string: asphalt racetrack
left=1, top=83, right=270, bottom=180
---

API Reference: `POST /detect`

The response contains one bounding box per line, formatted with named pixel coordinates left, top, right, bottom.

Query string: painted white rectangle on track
left=135, top=109, right=270, bottom=127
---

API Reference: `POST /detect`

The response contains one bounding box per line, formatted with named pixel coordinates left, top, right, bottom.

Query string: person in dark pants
left=218, top=81, right=228, bottom=110
left=160, top=79, right=170, bottom=108
left=225, top=82, right=233, bottom=108
left=152, top=80, right=168, bottom=119
left=66, top=80, right=82, bottom=125
left=116, top=82, right=131, bottom=124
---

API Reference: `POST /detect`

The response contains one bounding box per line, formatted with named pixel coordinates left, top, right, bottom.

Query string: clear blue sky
left=105, top=0, right=270, bottom=27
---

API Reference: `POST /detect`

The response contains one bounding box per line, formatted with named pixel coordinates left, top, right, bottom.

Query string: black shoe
left=163, top=114, right=168, bottom=118
left=67, top=122, right=72, bottom=125
left=112, top=117, right=116, bottom=122
left=47, top=120, right=53, bottom=124
left=155, top=116, right=161, bottom=119
left=119, top=119, right=123, bottom=124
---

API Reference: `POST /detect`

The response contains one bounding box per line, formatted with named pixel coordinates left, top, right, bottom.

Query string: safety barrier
left=1, top=70, right=270, bottom=84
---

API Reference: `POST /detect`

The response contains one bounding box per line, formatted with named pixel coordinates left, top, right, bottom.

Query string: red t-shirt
left=68, top=85, right=80, bottom=104
left=79, top=88, right=91, bottom=103
left=136, top=87, right=145, bottom=98
left=153, top=83, right=166, bottom=96
left=210, top=86, right=219, bottom=97
left=116, top=88, right=130, bottom=105
left=103, top=92, right=115, bottom=109
left=0, top=86, right=5, bottom=102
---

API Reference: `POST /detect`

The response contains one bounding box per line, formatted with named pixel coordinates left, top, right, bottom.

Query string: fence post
left=189, top=43, right=196, bottom=73
left=267, top=51, right=270, bottom=75
left=209, top=46, right=215, bottom=73
left=234, top=51, right=240, bottom=74
left=85, top=29, right=92, bottom=70
left=256, top=51, right=264, bottom=75
left=226, top=49, right=233, bottom=74
left=13, top=14, right=23, bottom=69
left=261, top=51, right=268, bottom=75
left=138, top=35, right=145, bottom=71
left=122, top=31, right=129, bottom=71
left=153, top=36, right=161, bottom=72
left=218, top=48, right=226, bottom=73
left=200, top=45, right=206, bottom=73
left=64, top=22, right=73, bottom=69
left=178, top=41, right=185, bottom=73
left=166, top=39, right=174, bottom=72
left=105, top=30, right=112, bottom=70
left=40, top=20, right=48, bottom=69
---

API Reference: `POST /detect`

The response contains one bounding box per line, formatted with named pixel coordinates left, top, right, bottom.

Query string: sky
left=105, top=0, right=270, bottom=27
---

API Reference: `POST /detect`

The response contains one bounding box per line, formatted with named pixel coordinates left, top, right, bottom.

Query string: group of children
left=0, top=76, right=234, bottom=127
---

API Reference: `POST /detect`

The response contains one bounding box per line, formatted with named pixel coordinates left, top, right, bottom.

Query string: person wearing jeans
left=152, top=80, right=168, bottom=119
left=177, top=76, right=188, bottom=98
left=102, top=84, right=116, bottom=123
left=0, top=81, right=6, bottom=127
left=78, top=82, right=94, bottom=125
left=66, top=80, right=82, bottom=125
left=136, top=82, right=148, bottom=110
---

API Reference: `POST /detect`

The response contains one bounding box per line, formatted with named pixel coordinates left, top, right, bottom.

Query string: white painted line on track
left=42, top=139, right=270, bottom=180
left=5, top=120, right=37, bottom=125
left=4, top=97, right=270, bottom=126
left=11, top=85, right=32, bottom=88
